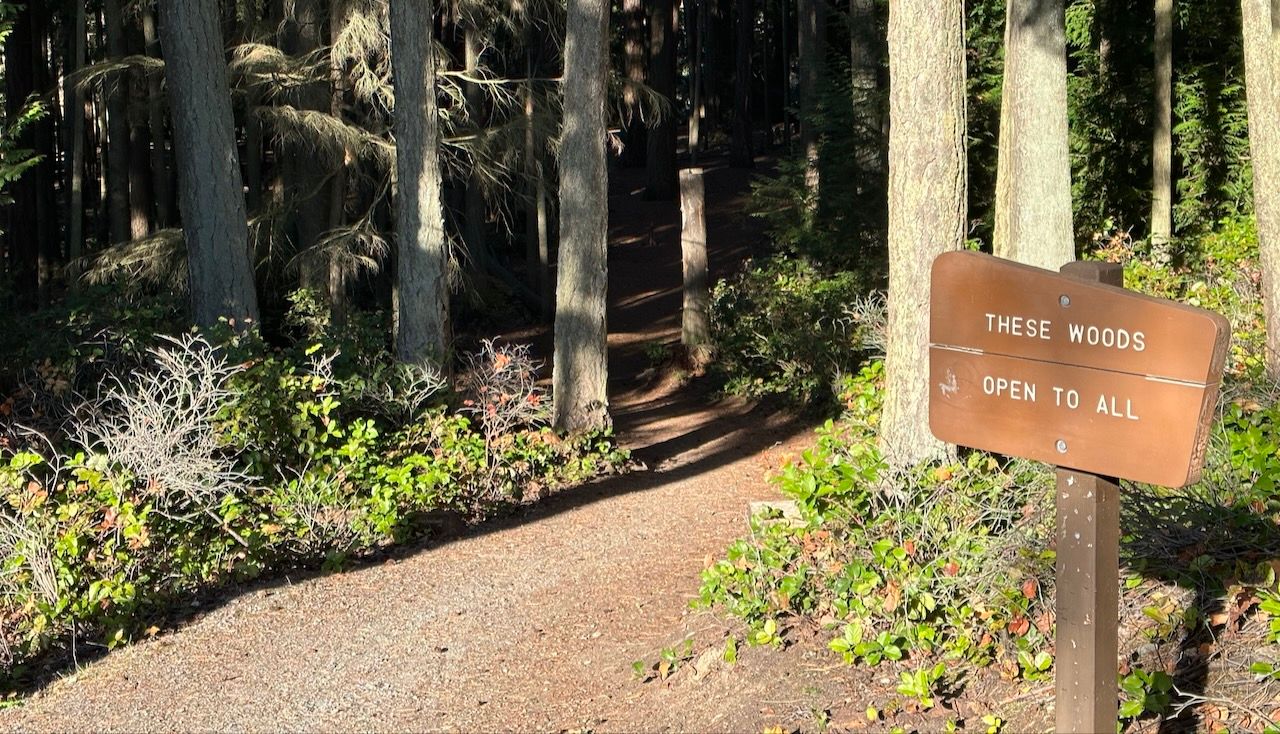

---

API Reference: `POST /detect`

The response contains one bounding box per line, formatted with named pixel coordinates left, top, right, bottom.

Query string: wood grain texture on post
left=679, top=168, right=710, bottom=360
left=1054, top=260, right=1122, bottom=734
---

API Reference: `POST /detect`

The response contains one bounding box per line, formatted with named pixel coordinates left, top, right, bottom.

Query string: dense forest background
left=0, top=0, right=1256, bottom=326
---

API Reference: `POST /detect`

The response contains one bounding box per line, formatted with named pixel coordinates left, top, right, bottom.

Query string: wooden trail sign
left=928, top=251, right=1230, bottom=488
left=927, top=252, right=1230, bottom=733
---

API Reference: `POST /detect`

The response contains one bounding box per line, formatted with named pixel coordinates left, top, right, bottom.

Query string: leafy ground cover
left=691, top=218, right=1280, bottom=732
left=0, top=289, right=626, bottom=691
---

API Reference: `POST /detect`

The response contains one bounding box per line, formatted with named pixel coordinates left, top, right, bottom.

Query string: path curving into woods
left=0, top=155, right=851, bottom=732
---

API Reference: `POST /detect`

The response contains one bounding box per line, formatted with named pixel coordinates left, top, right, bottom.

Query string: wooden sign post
left=927, top=252, right=1230, bottom=733
left=1054, top=261, right=1123, bottom=734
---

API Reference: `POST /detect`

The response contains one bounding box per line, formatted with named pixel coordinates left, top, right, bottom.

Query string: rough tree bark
left=1240, top=0, right=1280, bottom=376
left=849, top=0, right=884, bottom=194
left=158, top=0, right=260, bottom=328
left=730, top=0, right=754, bottom=167
left=103, top=0, right=132, bottom=245
left=882, top=0, right=966, bottom=467
left=127, top=21, right=154, bottom=240
left=141, top=7, right=174, bottom=227
left=328, top=0, right=349, bottom=323
left=1151, top=0, right=1174, bottom=255
left=281, top=0, right=334, bottom=302
left=553, top=0, right=611, bottom=433
left=688, top=0, right=703, bottom=163
left=463, top=19, right=489, bottom=276
left=992, top=0, right=1074, bottom=270
left=29, top=0, right=55, bottom=301
left=390, top=0, right=450, bottom=365
left=646, top=0, right=678, bottom=199
left=680, top=168, right=711, bottom=360
left=797, top=0, right=823, bottom=199
left=620, top=0, right=648, bottom=167
left=66, top=0, right=88, bottom=261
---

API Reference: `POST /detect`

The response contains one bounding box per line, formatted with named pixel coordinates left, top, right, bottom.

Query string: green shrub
left=710, top=259, right=876, bottom=405
left=0, top=295, right=628, bottom=685
left=697, top=362, right=1058, bottom=676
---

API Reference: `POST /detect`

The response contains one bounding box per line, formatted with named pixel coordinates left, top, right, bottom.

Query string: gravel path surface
left=1, top=155, right=847, bottom=732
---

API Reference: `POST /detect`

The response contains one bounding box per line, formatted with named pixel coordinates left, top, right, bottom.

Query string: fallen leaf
left=883, top=581, right=902, bottom=613
left=1009, top=615, right=1030, bottom=636
left=1022, top=578, right=1039, bottom=599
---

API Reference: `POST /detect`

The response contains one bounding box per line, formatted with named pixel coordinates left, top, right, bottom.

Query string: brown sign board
left=928, top=251, right=1230, bottom=487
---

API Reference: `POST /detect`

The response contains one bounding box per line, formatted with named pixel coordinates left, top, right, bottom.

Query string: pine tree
left=881, top=0, right=966, bottom=466
left=158, top=0, right=260, bottom=328
left=553, top=0, right=611, bottom=433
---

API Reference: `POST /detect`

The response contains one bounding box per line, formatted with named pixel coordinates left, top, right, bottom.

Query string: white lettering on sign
left=976, top=378, right=1140, bottom=421
left=1067, top=323, right=1146, bottom=352
left=985, top=313, right=1052, bottom=340
left=1052, top=386, right=1081, bottom=409
left=982, top=375, right=1037, bottom=402
left=1096, top=394, right=1140, bottom=421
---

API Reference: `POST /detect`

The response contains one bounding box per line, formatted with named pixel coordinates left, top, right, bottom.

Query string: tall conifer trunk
left=103, top=0, right=131, bottom=245
left=1151, top=0, right=1174, bottom=256
left=159, top=0, right=260, bottom=328
left=141, top=7, right=174, bottom=228
left=553, top=0, right=611, bottom=433
left=881, top=0, right=966, bottom=467
left=282, top=0, right=333, bottom=302
left=797, top=0, right=823, bottom=199
left=646, top=0, right=679, bottom=199
left=992, top=0, right=1074, bottom=270
left=729, top=0, right=754, bottom=167
left=127, top=21, right=154, bottom=240
left=1241, top=0, right=1280, bottom=376
left=391, top=0, right=450, bottom=365
left=66, top=0, right=88, bottom=262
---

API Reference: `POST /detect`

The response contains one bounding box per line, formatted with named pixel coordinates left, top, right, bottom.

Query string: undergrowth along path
left=1, top=154, right=837, bottom=732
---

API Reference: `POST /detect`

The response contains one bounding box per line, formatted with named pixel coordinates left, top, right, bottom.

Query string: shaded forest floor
left=0, top=152, right=1057, bottom=732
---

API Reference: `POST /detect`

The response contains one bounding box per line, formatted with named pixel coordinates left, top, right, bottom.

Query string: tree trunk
left=103, top=0, right=132, bottom=245
left=281, top=0, right=333, bottom=302
left=328, top=0, right=349, bottom=323
left=1150, top=0, right=1174, bottom=255
left=4, top=3, right=39, bottom=309
left=553, top=0, right=611, bottom=434
left=391, top=0, right=450, bottom=365
left=680, top=168, right=711, bottom=360
left=688, top=0, right=703, bottom=162
left=158, top=0, right=260, bottom=328
left=992, top=0, right=1074, bottom=270
left=781, top=0, right=791, bottom=152
left=882, top=0, right=966, bottom=467
left=463, top=20, right=489, bottom=276
left=850, top=0, right=884, bottom=194
left=1241, top=0, right=1280, bottom=376
left=646, top=0, right=678, bottom=199
left=29, top=0, right=56, bottom=302
left=620, top=0, right=648, bottom=167
left=127, top=22, right=154, bottom=240
left=730, top=0, right=754, bottom=167
left=141, top=7, right=175, bottom=228
left=524, top=40, right=552, bottom=321
left=797, top=0, right=823, bottom=199
left=66, top=0, right=88, bottom=262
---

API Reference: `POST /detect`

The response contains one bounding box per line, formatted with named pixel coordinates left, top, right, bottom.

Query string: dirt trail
left=0, top=155, right=857, bottom=732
